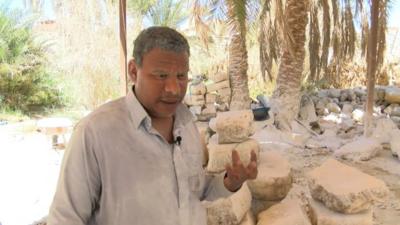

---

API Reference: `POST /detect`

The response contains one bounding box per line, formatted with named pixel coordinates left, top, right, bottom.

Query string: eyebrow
left=151, top=69, right=188, bottom=74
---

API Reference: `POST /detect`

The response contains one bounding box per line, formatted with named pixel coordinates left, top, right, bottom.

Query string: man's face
left=129, top=48, right=189, bottom=119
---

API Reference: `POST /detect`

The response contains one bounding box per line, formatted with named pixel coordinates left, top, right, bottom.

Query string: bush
left=0, top=8, right=63, bottom=114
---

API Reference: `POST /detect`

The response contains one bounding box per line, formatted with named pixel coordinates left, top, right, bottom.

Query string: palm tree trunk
left=270, top=0, right=308, bottom=131
left=119, top=0, right=128, bottom=95
left=227, top=0, right=251, bottom=110
left=364, top=0, right=380, bottom=137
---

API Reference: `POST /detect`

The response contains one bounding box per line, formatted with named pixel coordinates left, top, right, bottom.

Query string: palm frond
left=308, top=0, right=320, bottom=83
left=359, top=0, right=369, bottom=57
left=319, top=0, right=330, bottom=79
left=377, top=0, right=388, bottom=69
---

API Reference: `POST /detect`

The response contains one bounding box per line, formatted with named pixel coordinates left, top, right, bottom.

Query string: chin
left=150, top=107, right=177, bottom=118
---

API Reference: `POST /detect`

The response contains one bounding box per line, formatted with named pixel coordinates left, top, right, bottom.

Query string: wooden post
left=119, top=0, right=128, bottom=95
left=364, top=0, right=380, bottom=137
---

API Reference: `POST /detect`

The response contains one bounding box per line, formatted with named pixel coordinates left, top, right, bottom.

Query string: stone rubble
left=185, top=74, right=232, bottom=121
left=196, top=86, right=400, bottom=224
left=307, top=159, right=389, bottom=214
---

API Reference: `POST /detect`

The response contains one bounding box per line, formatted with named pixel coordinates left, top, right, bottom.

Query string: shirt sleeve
left=47, top=123, right=101, bottom=225
left=201, top=172, right=235, bottom=201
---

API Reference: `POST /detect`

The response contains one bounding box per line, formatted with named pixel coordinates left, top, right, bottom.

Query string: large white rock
left=309, top=199, right=373, bottom=225
left=342, top=103, right=354, bottom=115
left=390, top=129, right=400, bottom=157
left=372, top=118, right=398, bottom=144
left=257, top=199, right=311, bottom=225
left=352, top=109, right=365, bottom=123
left=334, top=136, right=382, bottom=161
left=384, top=87, right=400, bottom=104
left=205, top=183, right=252, bottom=225
left=211, top=72, right=229, bottom=83
left=202, top=103, right=217, bottom=116
left=216, top=110, right=255, bottom=144
left=299, top=96, right=318, bottom=123
left=216, top=94, right=231, bottom=104
left=315, top=99, right=329, bottom=116
left=327, top=102, right=341, bottom=114
left=248, top=151, right=292, bottom=201
left=392, top=116, right=400, bottom=125
left=318, top=90, right=330, bottom=98
left=189, top=82, right=206, bottom=95
left=239, top=211, right=256, bottom=225
left=216, top=102, right=230, bottom=112
left=207, top=80, right=230, bottom=93
left=184, top=94, right=205, bottom=106
left=206, top=136, right=260, bottom=173
left=251, top=199, right=279, bottom=216
left=384, top=103, right=400, bottom=116
left=209, top=117, right=217, bottom=132
left=328, top=89, right=341, bottom=98
left=189, top=106, right=202, bottom=116
left=206, top=93, right=217, bottom=104
left=307, top=159, right=389, bottom=214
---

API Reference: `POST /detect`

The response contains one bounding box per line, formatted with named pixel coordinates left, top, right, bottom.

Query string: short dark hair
left=133, top=26, right=190, bottom=67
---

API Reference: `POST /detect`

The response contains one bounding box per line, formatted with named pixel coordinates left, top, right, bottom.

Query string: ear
left=128, top=59, right=138, bottom=83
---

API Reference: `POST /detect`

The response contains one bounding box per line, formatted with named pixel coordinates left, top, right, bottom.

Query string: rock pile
left=201, top=110, right=299, bottom=224
left=299, top=86, right=400, bottom=160
left=206, top=110, right=259, bottom=174
left=184, top=73, right=232, bottom=121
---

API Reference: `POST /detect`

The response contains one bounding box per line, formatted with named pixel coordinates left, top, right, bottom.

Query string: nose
left=164, top=76, right=180, bottom=95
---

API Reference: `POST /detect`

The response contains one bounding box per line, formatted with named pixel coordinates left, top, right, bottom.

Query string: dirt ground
left=249, top=121, right=400, bottom=225
left=0, top=120, right=399, bottom=225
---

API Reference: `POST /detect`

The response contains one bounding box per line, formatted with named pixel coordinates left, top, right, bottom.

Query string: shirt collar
left=125, top=86, right=194, bottom=130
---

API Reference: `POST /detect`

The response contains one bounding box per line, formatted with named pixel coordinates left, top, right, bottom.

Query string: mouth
left=160, top=99, right=181, bottom=105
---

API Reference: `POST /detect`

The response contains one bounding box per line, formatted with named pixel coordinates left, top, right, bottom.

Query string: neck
left=151, top=116, right=175, bottom=143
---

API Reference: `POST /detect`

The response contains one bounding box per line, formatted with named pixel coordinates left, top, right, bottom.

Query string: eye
left=154, top=73, right=168, bottom=79
left=177, top=73, right=188, bottom=80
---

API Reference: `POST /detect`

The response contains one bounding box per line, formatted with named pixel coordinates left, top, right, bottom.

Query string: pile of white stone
left=195, top=110, right=390, bottom=225
left=184, top=73, right=232, bottom=121
left=198, top=110, right=294, bottom=225
left=301, top=86, right=400, bottom=127
left=299, top=85, right=400, bottom=160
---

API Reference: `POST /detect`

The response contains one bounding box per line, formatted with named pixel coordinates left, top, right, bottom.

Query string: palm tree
left=269, top=0, right=309, bottom=131
left=192, top=0, right=252, bottom=110
left=364, top=0, right=380, bottom=137
left=0, top=8, right=62, bottom=113
left=226, top=0, right=251, bottom=110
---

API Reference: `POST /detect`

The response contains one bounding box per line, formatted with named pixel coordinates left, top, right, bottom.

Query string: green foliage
left=146, top=0, right=189, bottom=28
left=128, top=0, right=157, bottom=15
left=0, top=8, right=63, bottom=114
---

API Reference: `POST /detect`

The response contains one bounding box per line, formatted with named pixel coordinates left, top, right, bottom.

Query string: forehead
left=142, top=48, right=189, bottom=69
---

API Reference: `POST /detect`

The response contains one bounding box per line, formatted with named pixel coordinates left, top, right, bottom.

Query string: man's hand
left=223, top=149, right=258, bottom=192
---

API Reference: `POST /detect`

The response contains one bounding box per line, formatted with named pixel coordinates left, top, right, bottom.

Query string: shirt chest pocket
left=183, top=152, right=204, bottom=196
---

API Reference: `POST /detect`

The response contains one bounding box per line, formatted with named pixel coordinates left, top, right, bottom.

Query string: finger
left=250, top=150, right=257, bottom=164
left=225, top=164, right=236, bottom=179
left=246, top=161, right=258, bottom=179
left=232, top=150, right=242, bottom=167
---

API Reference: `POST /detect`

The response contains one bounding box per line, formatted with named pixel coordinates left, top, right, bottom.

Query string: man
left=47, top=26, right=257, bottom=225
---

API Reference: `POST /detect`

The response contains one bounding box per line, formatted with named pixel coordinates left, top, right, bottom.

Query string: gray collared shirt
left=47, top=89, right=231, bottom=225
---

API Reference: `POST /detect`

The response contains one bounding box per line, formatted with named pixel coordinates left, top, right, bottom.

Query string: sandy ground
left=0, top=120, right=399, bottom=224
left=0, top=121, right=64, bottom=225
